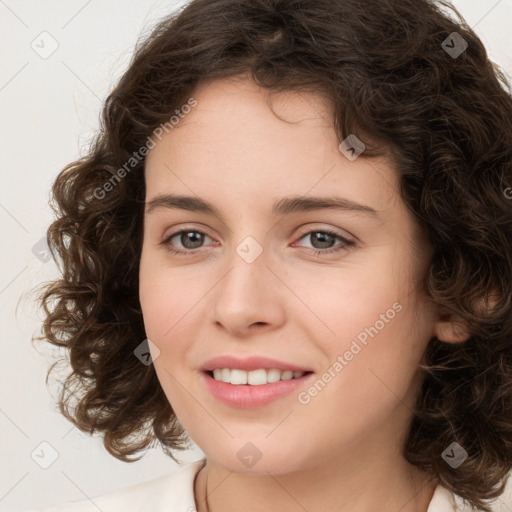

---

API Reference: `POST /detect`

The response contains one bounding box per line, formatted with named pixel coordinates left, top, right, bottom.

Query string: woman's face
left=139, top=75, right=438, bottom=475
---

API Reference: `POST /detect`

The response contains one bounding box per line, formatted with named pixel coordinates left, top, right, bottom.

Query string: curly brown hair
left=34, top=0, right=512, bottom=510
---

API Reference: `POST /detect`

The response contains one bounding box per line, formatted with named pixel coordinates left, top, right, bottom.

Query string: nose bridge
left=235, top=233, right=266, bottom=265
left=211, top=229, right=285, bottom=332
left=218, top=203, right=274, bottom=269
left=221, top=232, right=270, bottom=302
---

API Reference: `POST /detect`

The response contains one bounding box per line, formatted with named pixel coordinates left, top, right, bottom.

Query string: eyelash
left=160, top=228, right=355, bottom=257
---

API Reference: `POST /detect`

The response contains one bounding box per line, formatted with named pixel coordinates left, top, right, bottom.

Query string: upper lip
left=201, top=355, right=313, bottom=373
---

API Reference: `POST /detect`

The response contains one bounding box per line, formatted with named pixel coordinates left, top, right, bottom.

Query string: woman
left=32, top=0, right=512, bottom=511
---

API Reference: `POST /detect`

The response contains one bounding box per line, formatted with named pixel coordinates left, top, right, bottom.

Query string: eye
left=292, top=229, right=355, bottom=256
left=160, top=227, right=355, bottom=257
left=161, top=229, right=214, bottom=255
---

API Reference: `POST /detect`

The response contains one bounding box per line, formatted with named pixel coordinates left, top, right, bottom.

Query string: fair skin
left=139, top=74, right=469, bottom=512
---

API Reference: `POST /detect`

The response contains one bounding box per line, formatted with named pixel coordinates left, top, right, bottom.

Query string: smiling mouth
left=205, top=369, right=314, bottom=386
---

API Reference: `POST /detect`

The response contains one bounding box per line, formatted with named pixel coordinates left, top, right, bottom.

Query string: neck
left=194, top=453, right=437, bottom=512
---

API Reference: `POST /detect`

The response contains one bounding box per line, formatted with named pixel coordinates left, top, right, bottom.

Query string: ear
left=433, top=310, right=471, bottom=343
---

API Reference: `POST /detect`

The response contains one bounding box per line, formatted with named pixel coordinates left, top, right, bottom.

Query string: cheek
left=300, top=256, right=426, bottom=406
left=139, top=249, right=210, bottom=366
left=321, top=299, right=427, bottom=419
left=139, top=246, right=180, bottom=354
left=139, top=258, right=197, bottom=407
left=140, top=242, right=187, bottom=328
left=139, top=271, right=190, bottom=346
left=286, top=255, right=403, bottom=342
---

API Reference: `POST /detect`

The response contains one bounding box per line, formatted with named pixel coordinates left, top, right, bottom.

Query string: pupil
left=183, top=231, right=203, bottom=249
left=313, top=232, right=333, bottom=249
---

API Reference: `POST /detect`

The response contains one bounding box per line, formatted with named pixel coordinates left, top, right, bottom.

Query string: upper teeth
left=212, top=368, right=306, bottom=385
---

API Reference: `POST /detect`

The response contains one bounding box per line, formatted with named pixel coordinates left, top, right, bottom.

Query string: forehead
left=144, top=76, right=398, bottom=218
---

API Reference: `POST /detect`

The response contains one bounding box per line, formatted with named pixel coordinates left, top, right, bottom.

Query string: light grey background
left=1, top=0, right=511, bottom=510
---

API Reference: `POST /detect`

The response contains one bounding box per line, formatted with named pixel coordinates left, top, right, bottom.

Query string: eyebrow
left=145, top=193, right=380, bottom=218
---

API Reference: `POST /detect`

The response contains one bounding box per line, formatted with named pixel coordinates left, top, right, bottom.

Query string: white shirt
left=31, top=458, right=468, bottom=511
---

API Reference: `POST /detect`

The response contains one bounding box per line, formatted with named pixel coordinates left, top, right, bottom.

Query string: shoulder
left=32, top=458, right=206, bottom=512
left=428, top=483, right=478, bottom=512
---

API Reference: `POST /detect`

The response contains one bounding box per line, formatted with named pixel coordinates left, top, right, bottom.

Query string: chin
left=204, top=443, right=310, bottom=475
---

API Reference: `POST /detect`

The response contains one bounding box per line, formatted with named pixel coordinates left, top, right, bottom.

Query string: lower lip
left=201, top=371, right=315, bottom=408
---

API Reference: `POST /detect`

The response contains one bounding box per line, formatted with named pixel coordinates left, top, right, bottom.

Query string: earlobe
left=434, top=313, right=471, bottom=343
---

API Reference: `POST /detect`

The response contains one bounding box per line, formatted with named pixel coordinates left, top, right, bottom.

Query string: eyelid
left=293, top=223, right=356, bottom=243
left=161, top=223, right=215, bottom=239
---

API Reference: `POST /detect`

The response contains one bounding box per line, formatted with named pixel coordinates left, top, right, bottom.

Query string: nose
left=211, top=239, right=287, bottom=337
